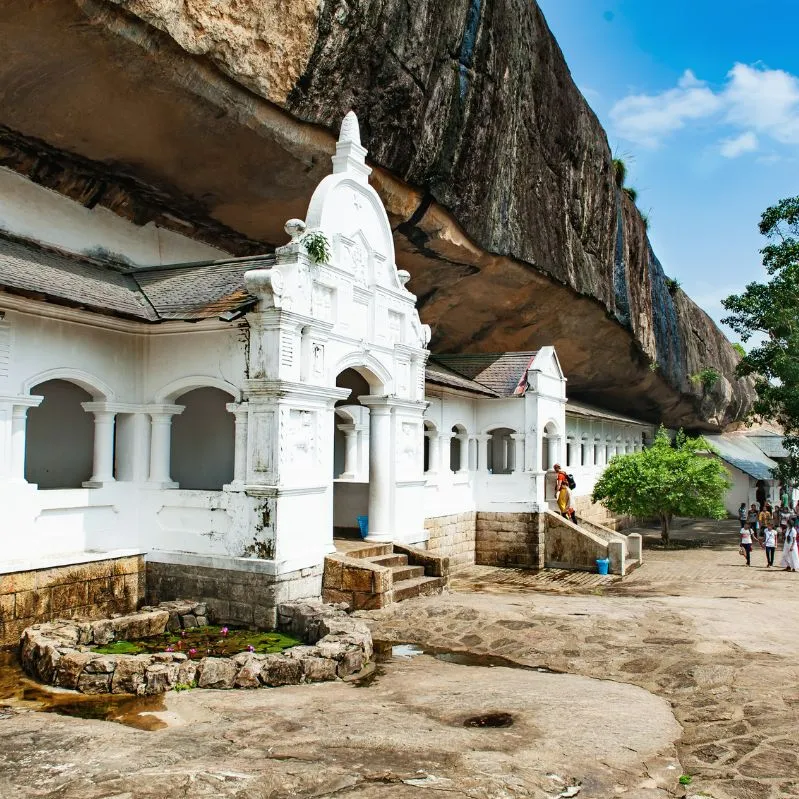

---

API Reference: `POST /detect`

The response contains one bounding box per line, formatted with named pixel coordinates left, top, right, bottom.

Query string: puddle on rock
left=0, top=650, right=167, bottom=730
left=371, top=641, right=561, bottom=673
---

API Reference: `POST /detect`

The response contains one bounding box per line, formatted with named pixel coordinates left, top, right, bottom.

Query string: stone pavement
left=1, top=518, right=798, bottom=799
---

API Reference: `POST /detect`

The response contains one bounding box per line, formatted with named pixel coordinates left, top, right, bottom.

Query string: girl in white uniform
left=781, top=523, right=799, bottom=572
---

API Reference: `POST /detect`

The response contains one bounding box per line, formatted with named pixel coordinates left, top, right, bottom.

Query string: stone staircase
left=323, top=541, right=448, bottom=610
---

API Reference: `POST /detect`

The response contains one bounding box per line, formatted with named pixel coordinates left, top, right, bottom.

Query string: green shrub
left=612, top=157, right=627, bottom=187
left=665, top=277, right=681, bottom=295
left=623, top=186, right=638, bottom=202
left=690, top=368, right=721, bottom=391
left=732, top=342, right=746, bottom=358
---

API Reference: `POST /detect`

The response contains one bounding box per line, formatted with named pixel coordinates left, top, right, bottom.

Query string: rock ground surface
left=1, top=519, right=798, bottom=798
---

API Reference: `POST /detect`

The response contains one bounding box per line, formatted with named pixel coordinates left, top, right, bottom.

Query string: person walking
left=758, top=504, right=773, bottom=533
left=747, top=503, right=760, bottom=536
left=553, top=463, right=575, bottom=522
left=780, top=522, right=799, bottom=572
left=738, top=502, right=748, bottom=528
left=739, top=522, right=754, bottom=567
left=763, top=523, right=777, bottom=568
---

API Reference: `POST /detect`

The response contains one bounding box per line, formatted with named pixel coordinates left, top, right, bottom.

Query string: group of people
left=738, top=500, right=799, bottom=571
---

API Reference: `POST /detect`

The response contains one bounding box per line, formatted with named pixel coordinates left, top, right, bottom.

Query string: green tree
left=591, top=428, right=729, bottom=543
left=722, top=196, right=799, bottom=483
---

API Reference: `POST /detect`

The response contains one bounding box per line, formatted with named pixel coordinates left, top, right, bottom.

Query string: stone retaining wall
left=20, top=599, right=371, bottom=694
left=475, top=512, right=545, bottom=570
left=424, top=512, right=476, bottom=568
left=0, top=555, right=144, bottom=647
left=145, top=556, right=322, bottom=629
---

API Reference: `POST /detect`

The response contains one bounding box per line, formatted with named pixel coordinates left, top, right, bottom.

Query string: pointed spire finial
left=339, top=111, right=361, bottom=147
left=331, top=111, right=371, bottom=182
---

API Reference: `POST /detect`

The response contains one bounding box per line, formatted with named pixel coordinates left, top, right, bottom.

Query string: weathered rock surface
left=0, top=0, right=754, bottom=428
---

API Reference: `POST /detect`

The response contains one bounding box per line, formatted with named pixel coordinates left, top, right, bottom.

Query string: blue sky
left=536, top=0, right=799, bottom=343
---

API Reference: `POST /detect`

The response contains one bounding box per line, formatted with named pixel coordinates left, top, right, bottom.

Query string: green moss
left=93, top=625, right=301, bottom=659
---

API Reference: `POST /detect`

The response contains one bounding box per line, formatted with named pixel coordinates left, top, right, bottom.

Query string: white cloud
left=719, top=131, right=759, bottom=158
left=610, top=70, right=722, bottom=148
left=724, top=63, right=799, bottom=144
left=610, top=63, right=799, bottom=151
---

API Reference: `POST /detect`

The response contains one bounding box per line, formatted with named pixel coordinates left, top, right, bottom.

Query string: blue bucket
left=596, top=558, right=610, bottom=576
left=357, top=515, right=369, bottom=538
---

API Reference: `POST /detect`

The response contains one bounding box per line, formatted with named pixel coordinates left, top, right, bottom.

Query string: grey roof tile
left=0, top=235, right=274, bottom=322
left=430, top=352, right=537, bottom=397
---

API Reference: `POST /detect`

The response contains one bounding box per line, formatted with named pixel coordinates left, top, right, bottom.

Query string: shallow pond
left=92, top=625, right=301, bottom=659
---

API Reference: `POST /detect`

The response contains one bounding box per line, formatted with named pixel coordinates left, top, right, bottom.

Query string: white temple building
left=0, top=113, right=652, bottom=638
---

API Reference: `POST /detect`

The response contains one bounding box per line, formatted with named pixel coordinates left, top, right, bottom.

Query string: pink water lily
left=247, top=644, right=255, bottom=652
left=188, top=648, right=197, bottom=656
left=220, top=627, right=229, bottom=636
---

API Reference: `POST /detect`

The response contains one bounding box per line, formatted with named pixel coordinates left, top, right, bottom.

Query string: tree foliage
left=722, top=196, right=799, bottom=483
left=591, top=428, right=729, bottom=542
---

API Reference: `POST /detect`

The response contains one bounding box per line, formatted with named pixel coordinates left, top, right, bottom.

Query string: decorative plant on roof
left=302, top=230, right=331, bottom=264
left=592, top=427, right=729, bottom=543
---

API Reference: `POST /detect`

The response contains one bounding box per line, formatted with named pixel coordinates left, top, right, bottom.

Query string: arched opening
left=487, top=427, right=515, bottom=474
left=333, top=367, right=377, bottom=538
left=423, top=420, right=437, bottom=473
left=450, top=424, right=467, bottom=472
left=171, top=387, right=235, bottom=490
left=25, top=379, right=95, bottom=488
left=542, top=422, right=559, bottom=472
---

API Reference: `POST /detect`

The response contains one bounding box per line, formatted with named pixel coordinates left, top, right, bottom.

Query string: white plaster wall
left=0, top=168, right=227, bottom=266
left=0, top=304, right=251, bottom=564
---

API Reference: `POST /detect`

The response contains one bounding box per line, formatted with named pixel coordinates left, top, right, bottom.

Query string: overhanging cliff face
left=0, top=0, right=754, bottom=429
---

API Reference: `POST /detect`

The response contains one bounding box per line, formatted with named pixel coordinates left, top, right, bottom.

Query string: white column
left=457, top=436, right=469, bottom=474
left=477, top=434, right=491, bottom=472
left=355, top=424, right=369, bottom=480
left=226, top=402, right=249, bottom=489
left=81, top=403, right=117, bottom=487
left=511, top=433, right=525, bottom=473
left=147, top=405, right=183, bottom=488
left=130, top=412, right=152, bottom=482
left=427, top=431, right=440, bottom=475
left=547, top=436, right=559, bottom=470
left=337, top=423, right=358, bottom=479
left=365, top=404, right=393, bottom=542
left=439, top=433, right=453, bottom=473
left=9, top=398, right=42, bottom=482
left=468, top=436, right=478, bottom=470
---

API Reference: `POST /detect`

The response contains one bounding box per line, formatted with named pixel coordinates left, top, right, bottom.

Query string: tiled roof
left=704, top=434, right=778, bottom=481
left=740, top=433, right=789, bottom=459
left=0, top=235, right=156, bottom=320
left=133, top=258, right=269, bottom=320
left=430, top=352, right=537, bottom=397
left=0, top=235, right=271, bottom=322
left=425, top=359, right=499, bottom=397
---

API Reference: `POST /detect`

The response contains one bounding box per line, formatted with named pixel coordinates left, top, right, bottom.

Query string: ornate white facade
left=0, top=113, right=652, bottom=602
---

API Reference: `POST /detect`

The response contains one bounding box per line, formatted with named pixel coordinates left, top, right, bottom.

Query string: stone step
left=624, top=558, right=642, bottom=575
left=392, top=575, right=446, bottom=603
left=367, top=554, right=408, bottom=568
left=343, top=543, right=394, bottom=559
left=391, top=564, right=425, bottom=581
